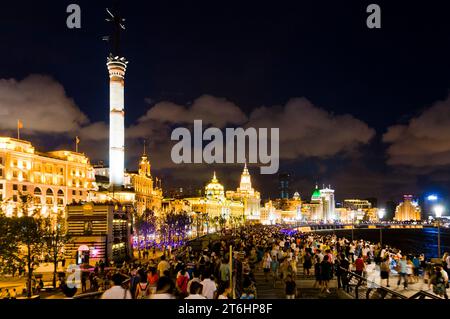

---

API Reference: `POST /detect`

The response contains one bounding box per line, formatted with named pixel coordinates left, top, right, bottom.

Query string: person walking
left=101, top=273, right=132, bottom=299
left=285, top=274, right=297, bottom=299
left=380, top=256, right=391, bottom=287
left=431, top=267, right=449, bottom=299
left=320, top=255, right=333, bottom=294
left=396, top=255, right=408, bottom=290
left=354, top=254, right=366, bottom=277
left=313, top=255, right=322, bottom=288
left=135, top=269, right=150, bottom=299
left=201, top=273, right=217, bottom=299
left=303, top=251, right=313, bottom=276
left=262, top=252, right=272, bottom=282
left=157, top=255, right=170, bottom=277
left=176, top=266, right=190, bottom=297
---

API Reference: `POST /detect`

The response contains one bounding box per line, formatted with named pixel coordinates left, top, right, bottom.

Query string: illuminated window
left=13, top=171, right=18, bottom=178
left=13, top=184, right=18, bottom=191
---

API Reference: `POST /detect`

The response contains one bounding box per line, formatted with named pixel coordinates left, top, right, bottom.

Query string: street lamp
left=378, top=209, right=386, bottom=246
left=434, top=205, right=444, bottom=258
left=350, top=211, right=355, bottom=241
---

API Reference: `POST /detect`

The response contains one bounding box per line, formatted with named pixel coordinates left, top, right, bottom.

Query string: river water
left=315, top=228, right=450, bottom=259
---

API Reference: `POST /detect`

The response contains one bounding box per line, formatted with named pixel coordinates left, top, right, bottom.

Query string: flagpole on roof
left=17, top=120, right=22, bottom=140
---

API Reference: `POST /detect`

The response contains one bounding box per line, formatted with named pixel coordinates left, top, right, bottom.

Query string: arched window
left=57, top=190, right=64, bottom=197
left=34, top=187, right=42, bottom=195
left=46, top=189, right=54, bottom=196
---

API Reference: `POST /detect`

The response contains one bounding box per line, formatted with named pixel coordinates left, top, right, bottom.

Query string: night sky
left=1, top=1, right=450, bottom=207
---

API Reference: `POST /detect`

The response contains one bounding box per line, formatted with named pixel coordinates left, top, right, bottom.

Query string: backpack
left=136, top=283, right=149, bottom=299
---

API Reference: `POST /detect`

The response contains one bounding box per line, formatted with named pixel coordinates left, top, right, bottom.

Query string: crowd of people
left=94, top=225, right=449, bottom=299
left=2, top=225, right=447, bottom=299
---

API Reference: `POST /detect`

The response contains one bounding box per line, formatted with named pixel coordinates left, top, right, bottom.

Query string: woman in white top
left=262, top=252, right=272, bottom=282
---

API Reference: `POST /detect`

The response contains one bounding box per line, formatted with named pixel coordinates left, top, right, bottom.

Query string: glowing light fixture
left=434, top=205, right=444, bottom=218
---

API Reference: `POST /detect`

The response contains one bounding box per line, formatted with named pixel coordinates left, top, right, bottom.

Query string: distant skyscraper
left=279, top=173, right=290, bottom=199
left=320, top=186, right=335, bottom=221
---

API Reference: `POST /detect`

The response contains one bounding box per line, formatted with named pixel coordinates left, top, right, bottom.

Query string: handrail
left=340, top=267, right=407, bottom=299
left=340, top=267, right=442, bottom=299
left=409, top=290, right=443, bottom=300
left=72, top=291, right=104, bottom=299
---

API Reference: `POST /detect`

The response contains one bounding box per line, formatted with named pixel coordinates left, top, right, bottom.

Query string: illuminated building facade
left=185, top=172, right=245, bottom=221
left=226, top=164, right=261, bottom=221
left=0, top=137, right=95, bottom=217
left=320, top=187, right=336, bottom=221
left=343, top=199, right=372, bottom=210
left=339, top=199, right=379, bottom=222
left=90, top=153, right=163, bottom=217
left=298, top=185, right=336, bottom=222
left=268, top=192, right=302, bottom=224
left=65, top=202, right=133, bottom=265
left=394, top=195, right=422, bottom=221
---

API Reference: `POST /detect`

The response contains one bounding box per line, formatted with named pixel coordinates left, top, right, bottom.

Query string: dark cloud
left=247, top=98, right=376, bottom=160
left=384, top=95, right=450, bottom=167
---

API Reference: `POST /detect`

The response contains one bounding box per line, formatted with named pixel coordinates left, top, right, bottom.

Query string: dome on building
left=205, top=172, right=225, bottom=199
left=293, top=192, right=301, bottom=200
left=311, top=185, right=321, bottom=201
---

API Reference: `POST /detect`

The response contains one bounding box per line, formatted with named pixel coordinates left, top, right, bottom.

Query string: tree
left=218, top=215, right=226, bottom=235
left=0, top=213, right=18, bottom=275
left=43, top=213, right=71, bottom=288
left=135, top=209, right=157, bottom=257
left=11, top=216, right=47, bottom=298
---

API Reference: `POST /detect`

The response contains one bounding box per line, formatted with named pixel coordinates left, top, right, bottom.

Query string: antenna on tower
left=104, top=1, right=126, bottom=56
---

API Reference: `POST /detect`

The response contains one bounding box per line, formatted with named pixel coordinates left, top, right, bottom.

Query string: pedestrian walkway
left=253, top=265, right=338, bottom=299
left=364, top=264, right=448, bottom=298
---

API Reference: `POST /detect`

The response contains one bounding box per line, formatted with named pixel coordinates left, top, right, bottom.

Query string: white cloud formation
left=0, top=75, right=88, bottom=133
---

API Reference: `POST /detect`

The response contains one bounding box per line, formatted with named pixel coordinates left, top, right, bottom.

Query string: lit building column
left=107, top=55, right=128, bottom=188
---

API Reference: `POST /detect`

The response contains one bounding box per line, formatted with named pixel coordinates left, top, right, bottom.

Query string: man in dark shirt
left=285, top=274, right=297, bottom=299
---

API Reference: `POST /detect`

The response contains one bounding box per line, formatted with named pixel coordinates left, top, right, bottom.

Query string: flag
left=17, top=120, right=23, bottom=129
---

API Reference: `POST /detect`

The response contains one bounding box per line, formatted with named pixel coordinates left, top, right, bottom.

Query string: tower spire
left=106, top=3, right=128, bottom=189
left=104, top=2, right=126, bottom=57
left=143, top=139, right=147, bottom=157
